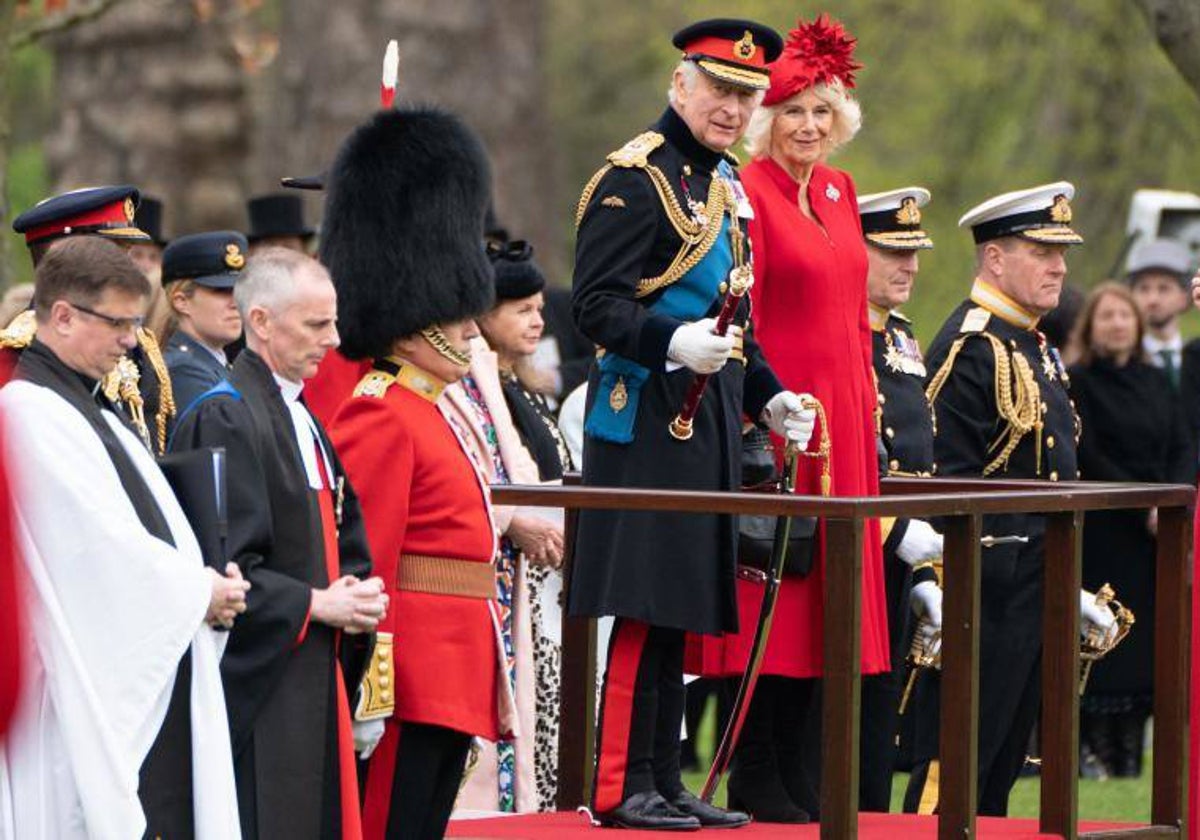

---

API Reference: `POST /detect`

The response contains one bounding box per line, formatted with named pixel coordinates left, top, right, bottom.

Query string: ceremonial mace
left=701, top=398, right=830, bottom=802
left=669, top=216, right=752, bottom=441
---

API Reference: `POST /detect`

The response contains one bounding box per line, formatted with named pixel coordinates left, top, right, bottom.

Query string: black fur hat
left=320, top=106, right=495, bottom=360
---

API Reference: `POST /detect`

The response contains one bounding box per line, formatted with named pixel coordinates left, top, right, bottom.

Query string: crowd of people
left=0, top=11, right=1194, bottom=840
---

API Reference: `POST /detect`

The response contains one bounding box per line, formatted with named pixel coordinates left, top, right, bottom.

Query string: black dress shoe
left=669, top=791, right=751, bottom=828
left=596, top=791, right=701, bottom=831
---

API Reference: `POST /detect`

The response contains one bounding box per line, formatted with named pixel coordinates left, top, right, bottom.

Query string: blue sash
left=586, top=204, right=735, bottom=444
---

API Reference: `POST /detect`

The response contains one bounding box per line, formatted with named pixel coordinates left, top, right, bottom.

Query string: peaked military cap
left=12, top=185, right=150, bottom=247
left=162, top=230, right=248, bottom=289
left=858, top=187, right=933, bottom=250
left=959, top=182, right=1083, bottom=245
left=246, top=193, right=316, bottom=242
left=673, top=18, right=783, bottom=91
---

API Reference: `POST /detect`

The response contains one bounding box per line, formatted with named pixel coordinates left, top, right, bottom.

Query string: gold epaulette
left=353, top=369, right=396, bottom=399
left=608, top=131, right=665, bottom=168
left=925, top=330, right=1041, bottom=476
left=354, top=632, right=395, bottom=721
left=136, top=327, right=175, bottom=455
left=574, top=130, right=729, bottom=299
left=574, top=132, right=666, bottom=228
left=0, top=310, right=35, bottom=350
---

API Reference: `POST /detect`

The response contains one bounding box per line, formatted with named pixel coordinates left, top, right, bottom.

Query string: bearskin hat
left=320, top=106, right=495, bottom=360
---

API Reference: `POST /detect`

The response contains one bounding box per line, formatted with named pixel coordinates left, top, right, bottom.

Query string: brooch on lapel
left=825, top=183, right=841, bottom=202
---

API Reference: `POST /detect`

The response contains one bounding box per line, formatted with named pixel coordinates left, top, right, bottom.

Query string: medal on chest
left=885, top=329, right=926, bottom=377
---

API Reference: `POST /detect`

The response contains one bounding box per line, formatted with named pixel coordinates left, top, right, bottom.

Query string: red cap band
left=23, top=198, right=136, bottom=245
left=682, top=34, right=767, bottom=70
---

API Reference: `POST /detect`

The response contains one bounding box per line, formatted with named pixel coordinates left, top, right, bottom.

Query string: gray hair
left=234, top=247, right=326, bottom=320
left=743, top=79, right=862, bottom=160
left=667, top=60, right=703, bottom=105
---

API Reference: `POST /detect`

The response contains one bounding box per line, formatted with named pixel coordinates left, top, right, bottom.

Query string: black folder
left=158, top=446, right=228, bottom=570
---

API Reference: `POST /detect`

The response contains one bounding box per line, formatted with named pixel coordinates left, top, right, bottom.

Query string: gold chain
left=136, top=327, right=175, bottom=454
left=420, top=327, right=471, bottom=368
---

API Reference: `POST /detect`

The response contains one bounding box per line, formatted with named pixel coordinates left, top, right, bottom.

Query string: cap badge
left=225, top=243, right=245, bottom=269
left=896, top=197, right=921, bottom=226
left=1050, top=194, right=1072, bottom=224
left=123, top=197, right=136, bottom=222
left=734, top=31, right=756, bottom=60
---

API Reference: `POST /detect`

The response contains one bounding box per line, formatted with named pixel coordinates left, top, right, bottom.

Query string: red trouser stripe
left=317, top=476, right=363, bottom=839
left=362, top=721, right=402, bottom=840
left=593, top=619, right=650, bottom=813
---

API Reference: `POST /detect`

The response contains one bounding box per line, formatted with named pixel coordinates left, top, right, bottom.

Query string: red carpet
left=447, top=811, right=1137, bottom=839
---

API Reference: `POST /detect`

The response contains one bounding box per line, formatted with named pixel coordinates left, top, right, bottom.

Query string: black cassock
left=171, top=348, right=372, bottom=839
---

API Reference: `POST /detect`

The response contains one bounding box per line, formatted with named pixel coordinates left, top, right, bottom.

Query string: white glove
left=910, top=580, right=944, bottom=658
left=667, top=318, right=735, bottom=374
left=896, top=519, right=944, bottom=566
left=1080, top=589, right=1117, bottom=642
left=760, top=391, right=816, bottom=448
left=353, top=718, right=386, bottom=759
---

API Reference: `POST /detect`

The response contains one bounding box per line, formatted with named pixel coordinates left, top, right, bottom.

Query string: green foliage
left=5, top=40, right=54, bottom=287
left=547, top=0, right=1200, bottom=343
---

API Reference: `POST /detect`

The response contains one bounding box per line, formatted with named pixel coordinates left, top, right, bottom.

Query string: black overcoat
left=566, top=108, right=782, bottom=635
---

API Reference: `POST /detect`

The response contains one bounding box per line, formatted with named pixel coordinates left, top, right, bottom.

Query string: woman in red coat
left=689, top=16, right=891, bottom=821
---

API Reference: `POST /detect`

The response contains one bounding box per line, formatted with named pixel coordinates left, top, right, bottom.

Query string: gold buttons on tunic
left=1049, top=471, right=1059, bottom=481
left=1046, top=435, right=1055, bottom=449
left=718, top=282, right=729, bottom=294
left=885, top=427, right=895, bottom=439
left=889, top=459, right=900, bottom=471
left=878, top=393, right=887, bottom=405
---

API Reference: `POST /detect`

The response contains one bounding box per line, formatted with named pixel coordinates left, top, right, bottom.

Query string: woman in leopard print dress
left=479, top=240, right=572, bottom=810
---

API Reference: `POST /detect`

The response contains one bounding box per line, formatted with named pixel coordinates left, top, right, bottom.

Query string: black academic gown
left=170, top=348, right=372, bottom=840
left=567, top=107, right=783, bottom=635
left=16, top=340, right=195, bottom=837
left=1070, top=356, right=1193, bottom=703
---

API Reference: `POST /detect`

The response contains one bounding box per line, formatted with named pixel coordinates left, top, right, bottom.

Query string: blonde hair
left=743, top=79, right=862, bottom=160
left=159, top=279, right=198, bottom=345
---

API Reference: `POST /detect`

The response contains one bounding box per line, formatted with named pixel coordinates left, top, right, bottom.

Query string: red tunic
left=688, top=158, right=890, bottom=678
left=329, top=373, right=502, bottom=739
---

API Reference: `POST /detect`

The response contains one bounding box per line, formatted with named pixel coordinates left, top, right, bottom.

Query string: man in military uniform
left=9, top=186, right=175, bottom=453
left=904, top=183, right=1113, bottom=815
left=568, top=18, right=816, bottom=830
left=856, top=187, right=944, bottom=810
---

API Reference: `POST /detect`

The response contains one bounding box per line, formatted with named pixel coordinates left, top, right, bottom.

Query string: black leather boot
left=596, top=791, right=701, bottom=831
left=669, top=790, right=750, bottom=828
left=727, top=679, right=810, bottom=824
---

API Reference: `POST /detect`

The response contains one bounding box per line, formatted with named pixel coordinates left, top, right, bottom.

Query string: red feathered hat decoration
left=762, top=14, right=862, bottom=107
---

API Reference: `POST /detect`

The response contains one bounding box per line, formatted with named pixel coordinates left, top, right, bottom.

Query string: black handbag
left=737, top=428, right=818, bottom=577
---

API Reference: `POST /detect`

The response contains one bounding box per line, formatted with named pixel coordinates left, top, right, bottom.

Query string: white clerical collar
left=273, top=372, right=304, bottom=403
left=272, top=372, right=329, bottom=490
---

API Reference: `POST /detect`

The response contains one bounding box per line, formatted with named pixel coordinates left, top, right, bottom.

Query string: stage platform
left=447, top=810, right=1137, bottom=838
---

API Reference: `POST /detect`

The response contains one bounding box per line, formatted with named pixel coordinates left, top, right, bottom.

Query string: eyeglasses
left=485, top=239, right=533, bottom=262
left=69, top=302, right=145, bottom=332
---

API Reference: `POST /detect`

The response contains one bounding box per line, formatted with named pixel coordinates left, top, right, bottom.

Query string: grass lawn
left=680, top=703, right=1153, bottom=824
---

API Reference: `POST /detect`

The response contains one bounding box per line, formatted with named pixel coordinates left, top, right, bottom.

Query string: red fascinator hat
left=762, top=14, right=862, bottom=108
